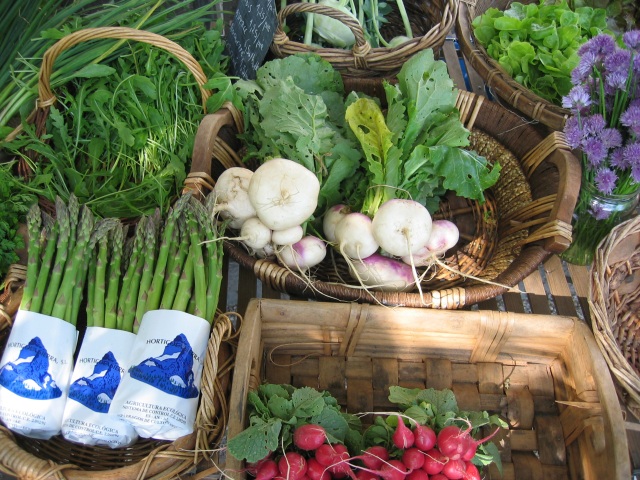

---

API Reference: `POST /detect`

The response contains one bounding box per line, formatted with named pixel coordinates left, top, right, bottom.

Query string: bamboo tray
left=226, top=298, right=631, bottom=480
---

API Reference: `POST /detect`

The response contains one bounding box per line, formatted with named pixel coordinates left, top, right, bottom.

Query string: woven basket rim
left=455, top=0, right=570, bottom=131
left=589, top=214, right=640, bottom=414
left=270, top=0, right=460, bottom=77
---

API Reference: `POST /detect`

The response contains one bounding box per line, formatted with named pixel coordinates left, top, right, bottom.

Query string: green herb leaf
left=72, top=64, right=116, bottom=79
left=226, top=417, right=282, bottom=463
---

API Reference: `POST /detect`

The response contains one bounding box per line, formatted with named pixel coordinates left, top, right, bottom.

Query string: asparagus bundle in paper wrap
left=110, top=194, right=224, bottom=440
left=0, top=196, right=96, bottom=439
left=61, top=219, right=140, bottom=448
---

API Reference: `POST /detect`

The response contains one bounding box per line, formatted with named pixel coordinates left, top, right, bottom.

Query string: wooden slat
left=543, top=256, right=579, bottom=317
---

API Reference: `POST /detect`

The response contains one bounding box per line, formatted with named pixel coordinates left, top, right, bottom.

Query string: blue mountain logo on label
left=68, top=351, right=122, bottom=413
left=129, top=333, right=198, bottom=398
left=0, top=336, right=62, bottom=399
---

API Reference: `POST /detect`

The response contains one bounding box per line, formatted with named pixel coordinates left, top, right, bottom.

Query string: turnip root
left=323, top=204, right=350, bottom=243
left=212, top=167, right=256, bottom=229
left=248, top=158, right=320, bottom=231
left=272, top=225, right=304, bottom=246
left=278, top=235, right=327, bottom=271
left=424, top=220, right=459, bottom=255
left=371, top=199, right=432, bottom=258
left=349, top=253, right=415, bottom=292
left=240, top=217, right=272, bottom=250
left=334, top=213, right=379, bottom=259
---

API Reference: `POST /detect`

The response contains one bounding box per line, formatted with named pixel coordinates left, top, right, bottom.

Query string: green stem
left=92, top=235, right=109, bottom=328
left=41, top=198, right=69, bottom=316
left=133, top=213, right=159, bottom=331
left=171, top=246, right=194, bottom=313
left=30, top=219, right=58, bottom=313
left=20, top=204, right=42, bottom=312
left=395, top=0, right=413, bottom=39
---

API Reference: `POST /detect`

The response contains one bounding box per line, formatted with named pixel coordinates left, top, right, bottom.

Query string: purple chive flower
left=582, top=137, right=608, bottom=167
left=600, top=128, right=622, bottom=149
left=562, top=85, right=592, bottom=111
left=623, top=30, right=640, bottom=51
left=609, top=147, right=628, bottom=169
left=633, top=163, right=640, bottom=184
left=595, top=168, right=617, bottom=194
left=579, top=34, right=616, bottom=58
left=563, top=116, right=583, bottom=149
left=583, top=114, right=606, bottom=136
left=623, top=142, right=640, bottom=165
left=605, top=71, right=628, bottom=91
left=571, top=51, right=597, bottom=84
left=604, top=49, right=631, bottom=75
left=621, top=105, right=640, bottom=136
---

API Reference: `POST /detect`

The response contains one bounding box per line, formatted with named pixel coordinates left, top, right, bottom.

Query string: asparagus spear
left=20, top=203, right=42, bottom=311
left=203, top=192, right=224, bottom=321
left=86, top=248, right=97, bottom=328
left=186, top=206, right=207, bottom=319
left=171, top=245, right=194, bottom=313
left=30, top=215, right=58, bottom=313
left=133, top=212, right=160, bottom=331
left=50, top=205, right=94, bottom=325
left=117, top=217, right=147, bottom=330
left=41, top=197, right=70, bottom=316
left=104, top=223, right=124, bottom=329
left=92, top=233, right=109, bottom=328
left=159, top=218, right=189, bottom=310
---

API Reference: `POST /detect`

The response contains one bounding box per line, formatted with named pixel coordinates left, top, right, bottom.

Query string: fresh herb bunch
left=472, top=0, right=610, bottom=105
left=562, top=30, right=640, bottom=202
left=0, top=162, right=35, bottom=282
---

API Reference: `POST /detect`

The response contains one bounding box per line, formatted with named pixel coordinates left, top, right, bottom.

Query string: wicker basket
left=186, top=86, right=581, bottom=309
left=0, top=269, right=237, bottom=479
left=270, top=0, right=458, bottom=78
left=455, top=0, right=571, bottom=132
left=226, top=298, right=631, bottom=480
left=590, top=214, right=640, bottom=419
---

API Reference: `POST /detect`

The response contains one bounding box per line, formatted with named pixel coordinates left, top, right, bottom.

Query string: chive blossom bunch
left=562, top=30, right=640, bottom=219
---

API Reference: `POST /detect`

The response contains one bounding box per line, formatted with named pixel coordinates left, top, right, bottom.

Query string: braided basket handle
left=37, top=27, right=212, bottom=111
left=273, top=3, right=372, bottom=57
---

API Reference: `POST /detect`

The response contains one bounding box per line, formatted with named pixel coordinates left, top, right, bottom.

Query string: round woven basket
left=590, top=214, right=640, bottom=418
left=0, top=27, right=238, bottom=479
left=270, top=0, right=458, bottom=78
left=455, top=0, right=570, bottom=132
left=187, top=84, right=581, bottom=309
left=0, top=270, right=237, bottom=479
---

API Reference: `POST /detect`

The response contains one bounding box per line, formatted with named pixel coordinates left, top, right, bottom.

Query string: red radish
left=422, top=449, right=446, bottom=475
left=401, top=448, right=425, bottom=471
left=441, top=458, right=466, bottom=480
left=293, top=424, right=327, bottom=451
left=255, top=459, right=279, bottom=480
left=315, top=444, right=339, bottom=466
left=314, top=444, right=352, bottom=478
left=392, top=416, right=415, bottom=449
left=359, top=446, right=390, bottom=470
left=278, top=452, right=308, bottom=480
left=413, top=425, right=436, bottom=452
left=460, top=427, right=501, bottom=462
left=378, top=459, right=408, bottom=480
left=306, top=458, right=330, bottom=480
left=429, top=476, right=448, bottom=480
left=356, top=471, right=381, bottom=480
left=247, top=455, right=274, bottom=476
left=406, top=470, right=429, bottom=480
left=464, top=462, right=481, bottom=480
left=436, top=426, right=468, bottom=460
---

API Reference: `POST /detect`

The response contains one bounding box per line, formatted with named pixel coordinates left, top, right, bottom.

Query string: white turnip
left=334, top=213, right=379, bottom=259
left=349, top=253, right=415, bottom=292
left=248, top=158, right=320, bottom=231
left=424, top=220, right=459, bottom=255
left=272, top=225, right=304, bottom=246
left=278, top=235, right=327, bottom=271
left=240, top=217, right=272, bottom=250
left=212, top=167, right=256, bottom=229
left=371, top=199, right=432, bottom=258
left=323, top=204, right=351, bottom=243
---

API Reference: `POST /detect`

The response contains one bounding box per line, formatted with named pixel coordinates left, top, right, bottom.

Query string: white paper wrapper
left=61, top=327, right=138, bottom=448
left=110, top=310, right=210, bottom=440
left=0, top=310, right=77, bottom=439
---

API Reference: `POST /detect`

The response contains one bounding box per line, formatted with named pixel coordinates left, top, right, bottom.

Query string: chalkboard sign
left=226, top=0, right=277, bottom=80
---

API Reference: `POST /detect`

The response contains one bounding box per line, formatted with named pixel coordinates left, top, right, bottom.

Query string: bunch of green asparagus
left=86, top=193, right=224, bottom=333
left=19, top=192, right=224, bottom=331
left=21, top=195, right=102, bottom=326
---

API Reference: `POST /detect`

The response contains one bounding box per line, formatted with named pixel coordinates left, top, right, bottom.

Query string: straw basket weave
left=226, top=298, right=631, bottom=479
left=0, top=27, right=238, bottom=480
left=187, top=84, right=581, bottom=309
left=270, top=0, right=458, bottom=78
left=455, top=0, right=570, bottom=131
left=590, top=214, right=640, bottom=418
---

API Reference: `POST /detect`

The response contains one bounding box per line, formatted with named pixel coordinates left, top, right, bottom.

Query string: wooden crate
left=227, top=299, right=631, bottom=480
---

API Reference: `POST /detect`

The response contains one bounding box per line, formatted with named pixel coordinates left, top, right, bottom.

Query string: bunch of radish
left=323, top=200, right=460, bottom=291
left=245, top=418, right=498, bottom=480
left=212, top=159, right=327, bottom=270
